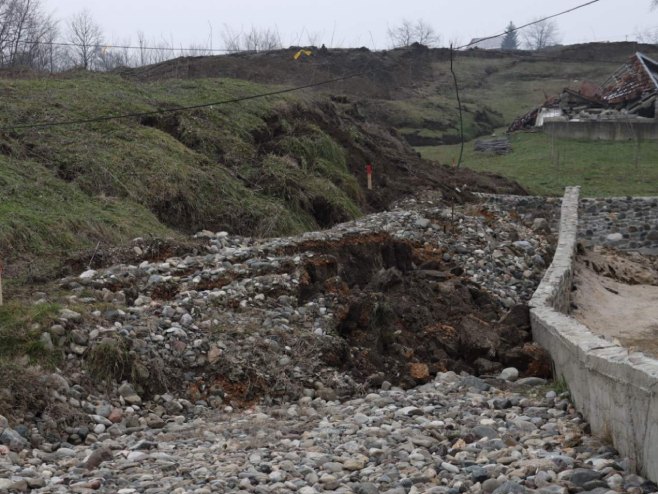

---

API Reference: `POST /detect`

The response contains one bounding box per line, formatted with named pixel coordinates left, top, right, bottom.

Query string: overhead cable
left=0, top=73, right=360, bottom=132
left=456, top=0, right=602, bottom=50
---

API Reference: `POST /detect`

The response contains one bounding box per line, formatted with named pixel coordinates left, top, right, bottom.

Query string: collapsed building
left=509, top=52, right=658, bottom=139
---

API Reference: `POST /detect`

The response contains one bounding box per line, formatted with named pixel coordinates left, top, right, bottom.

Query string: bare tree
left=96, top=38, right=133, bottom=71
left=221, top=24, right=241, bottom=52
left=30, top=13, right=61, bottom=72
left=0, top=0, right=58, bottom=69
left=388, top=19, right=440, bottom=48
left=305, top=30, right=322, bottom=47
left=636, top=27, right=658, bottom=44
left=523, top=18, right=560, bottom=50
left=67, top=9, right=103, bottom=69
left=244, top=26, right=280, bottom=51
left=221, top=25, right=281, bottom=52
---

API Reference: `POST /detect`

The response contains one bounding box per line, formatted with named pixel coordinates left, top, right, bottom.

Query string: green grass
left=0, top=73, right=370, bottom=268
left=1, top=49, right=655, bottom=277
left=0, top=301, right=61, bottom=364
left=365, top=96, right=504, bottom=144
left=432, top=57, right=621, bottom=123
left=0, top=154, right=171, bottom=255
left=417, top=132, right=658, bottom=197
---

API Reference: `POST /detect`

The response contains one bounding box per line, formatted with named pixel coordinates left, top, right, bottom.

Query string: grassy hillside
left=2, top=42, right=656, bottom=278
left=418, top=132, right=658, bottom=197
left=134, top=43, right=658, bottom=149
left=1, top=70, right=524, bottom=280
left=0, top=74, right=375, bottom=263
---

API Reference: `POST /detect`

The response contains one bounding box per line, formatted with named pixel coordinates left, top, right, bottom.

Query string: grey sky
left=45, top=0, right=656, bottom=49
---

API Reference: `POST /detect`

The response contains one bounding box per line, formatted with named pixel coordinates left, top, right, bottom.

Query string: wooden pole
left=367, top=173, right=372, bottom=190
left=0, top=261, right=3, bottom=306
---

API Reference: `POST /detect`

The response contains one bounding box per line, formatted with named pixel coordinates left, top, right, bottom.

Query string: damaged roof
left=601, top=52, right=658, bottom=106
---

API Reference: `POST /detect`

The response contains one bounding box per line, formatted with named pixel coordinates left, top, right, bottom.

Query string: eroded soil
left=573, top=245, right=658, bottom=358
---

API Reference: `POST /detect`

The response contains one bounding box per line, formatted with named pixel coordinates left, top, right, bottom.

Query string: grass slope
left=0, top=73, right=365, bottom=265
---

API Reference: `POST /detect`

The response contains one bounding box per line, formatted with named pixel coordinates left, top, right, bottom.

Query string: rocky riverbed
left=1, top=371, right=656, bottom=493
left=13, top=192, right=653, bottom=493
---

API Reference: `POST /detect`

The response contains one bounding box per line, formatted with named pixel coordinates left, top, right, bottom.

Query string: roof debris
left=508, top=52, right=658, bottom=132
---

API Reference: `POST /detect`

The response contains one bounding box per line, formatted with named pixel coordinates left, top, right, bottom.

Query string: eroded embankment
left=0, top=193, right=559, bottom=448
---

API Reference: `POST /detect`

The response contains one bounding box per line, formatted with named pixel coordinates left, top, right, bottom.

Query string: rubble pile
left=509, top=52, right=658, bottom=132
left=0, top=192, right=610, bottom=494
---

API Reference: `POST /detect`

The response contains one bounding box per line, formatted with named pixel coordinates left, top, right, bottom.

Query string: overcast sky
left=44, top=0, right=657, bottom=49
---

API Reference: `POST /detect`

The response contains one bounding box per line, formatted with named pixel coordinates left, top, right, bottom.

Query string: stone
left=146, top=413, right=166, bottom=429
left=59, top=308, right=82, bottom=322
left=108, top=408, right=124, bottom=423
left=461, top=375, right=490, bottom=391
left=409, top=363, right=430, bottom=381
left=207, top=347, right=222, bottom=364
left=569, top=468, right=603, bottom=486
left=354, top=483, right=379, bottom=494
left=440, top=462, right=460, bottom=474
left=84, top=447, right=113, bottom=470
left=343, top=456, right=367, bottom=471
left=40, top=332, right=55, bottom=351
left=515, top=377, right=547, bottom=386
left=499, top=367, right=519, bottom=381
left=483, top=479, right=503, bottom=493
left=532, top=218, right=550, bottom=233
left=472, top=425, right=499, bottom=439
left=470, top=467, right=489, bottom=482
left=0, top=428, right=28, bottom=452
left=118, top=383, right=142, bottom=405
left=492, top=481, right=528, bottom=494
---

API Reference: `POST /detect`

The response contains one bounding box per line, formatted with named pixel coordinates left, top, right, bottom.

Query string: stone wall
left=543, top=120, right=658, bottom=141
left=579, top=197, right=658, bottom=253
left=530, top=186, right=658, bottom=482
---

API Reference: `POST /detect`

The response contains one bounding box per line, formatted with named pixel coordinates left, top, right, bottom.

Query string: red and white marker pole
left=365, top=163, right=373, bottom=190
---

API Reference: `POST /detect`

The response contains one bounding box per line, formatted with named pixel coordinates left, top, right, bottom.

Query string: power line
left=1, top=0, right=604, bottom=133
left=17, top=39, right=237, bottom=54
left=17, top=1, right=602, bottom=56
left=0, top=73, right=360, bottom=132
left=456, top=0, right=602, bottom=49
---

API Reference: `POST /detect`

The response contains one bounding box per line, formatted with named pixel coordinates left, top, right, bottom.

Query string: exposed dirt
left=279, top=232, right=551, bottom=388
left=119, top=43, right=658, bottom=93
left=573, top=245, right=658, bottom=359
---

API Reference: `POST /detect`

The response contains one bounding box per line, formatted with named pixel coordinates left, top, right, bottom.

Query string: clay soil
left=572, top=245, right=658, bottom=359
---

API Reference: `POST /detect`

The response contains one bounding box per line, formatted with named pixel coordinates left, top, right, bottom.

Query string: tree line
left=387, top=18, right=560, bottom=51
left=1, top=1, right=656, bottom=73
left=0, top=1, right=289, bottom=72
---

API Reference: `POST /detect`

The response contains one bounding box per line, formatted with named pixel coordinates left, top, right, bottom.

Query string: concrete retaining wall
left=530, top=186, right=658, bottom=481
left=543, top=120, right=658, bottom=140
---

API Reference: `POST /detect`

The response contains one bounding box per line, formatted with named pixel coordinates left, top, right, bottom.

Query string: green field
left=418, top=132, right=658, bottom=197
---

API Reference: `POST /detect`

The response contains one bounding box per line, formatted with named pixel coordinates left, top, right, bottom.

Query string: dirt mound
left=576, top=243, right=658, bottom=285
left=290, top=233, right=550, bottom=386
left=120, top=45, right=436, bottom=98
